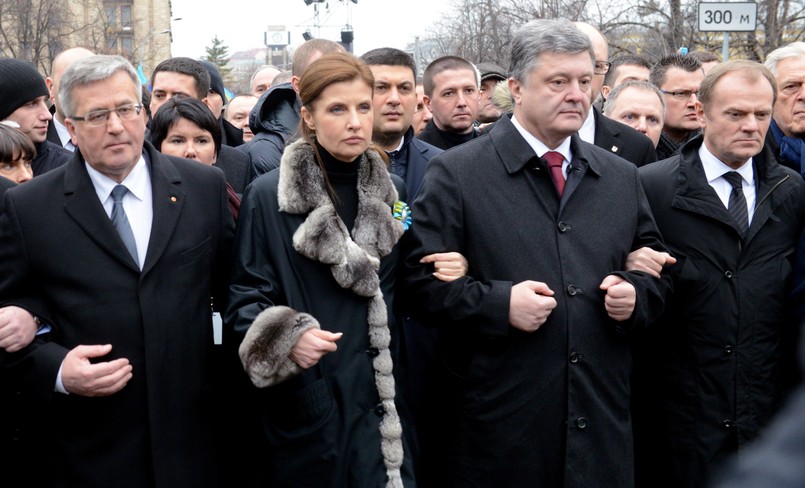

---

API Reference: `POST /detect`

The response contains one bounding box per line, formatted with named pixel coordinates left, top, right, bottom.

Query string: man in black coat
left=0, top=55, right=233, bottom=488
left=417, top=56, right=481, bottom=150
left=0, top=58, right=71, bottom=175
left=630, top=60, right=805, bottom=488
left=402, top=19, right=670, bottom=487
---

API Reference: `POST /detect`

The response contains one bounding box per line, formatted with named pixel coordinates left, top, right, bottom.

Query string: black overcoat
left=0, top=142, right=234, bottom=488
left=402, top=115, right=670, bottom=487
left=634, top=136, right=805, bottom=487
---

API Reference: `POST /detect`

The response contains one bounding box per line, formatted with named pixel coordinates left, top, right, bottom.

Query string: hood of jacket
left=248, top=81, right=301, bottom=136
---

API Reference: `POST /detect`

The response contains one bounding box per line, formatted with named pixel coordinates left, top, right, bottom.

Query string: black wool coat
left=0, top=142, right=234, bottom=488
left=633, top=136, right=805, bottom=488
left=402, top=115, right=670, bottom=488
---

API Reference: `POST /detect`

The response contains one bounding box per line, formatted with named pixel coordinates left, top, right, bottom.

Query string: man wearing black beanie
left=0, top=58, right=70, bottom=175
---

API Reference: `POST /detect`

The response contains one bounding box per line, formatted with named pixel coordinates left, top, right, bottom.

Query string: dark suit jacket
left=593, top=106, right=657, bottom=166
left=402, top=115, right=670, bottom=487
left=215, top=144, right=252, bottom=195
left=0, top=176, right=14, bottom=199
left=0, top=141, right=234, bottom=488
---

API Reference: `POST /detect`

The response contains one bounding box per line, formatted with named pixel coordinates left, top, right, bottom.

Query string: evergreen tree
left=203, top=35, right=233, bottom=84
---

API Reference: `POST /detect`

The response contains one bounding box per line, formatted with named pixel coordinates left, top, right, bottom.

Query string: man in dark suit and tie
left=574, top=22, right=657, bottom=166
left=0, top=55, right=234, bottom=488
left=403, top=19, right=670, bottom=487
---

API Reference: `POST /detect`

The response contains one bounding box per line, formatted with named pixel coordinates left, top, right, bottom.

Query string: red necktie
left=544, top=151, right=565, bottom=197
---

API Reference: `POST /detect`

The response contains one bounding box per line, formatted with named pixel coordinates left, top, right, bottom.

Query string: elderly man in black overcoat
left=0, top=55, right=233, bottom=488
left=402, top=19, right=670, bottom=488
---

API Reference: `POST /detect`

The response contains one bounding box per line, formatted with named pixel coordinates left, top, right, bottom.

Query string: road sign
left=698, top=2, right=757, bottom=32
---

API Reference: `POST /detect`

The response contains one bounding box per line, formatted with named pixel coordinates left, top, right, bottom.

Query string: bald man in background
left=574, top=22, right=657, bottom=166
left=46, top=47, right=95, bottom=151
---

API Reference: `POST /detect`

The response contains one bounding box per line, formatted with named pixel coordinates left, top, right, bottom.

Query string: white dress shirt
left=53, top=117, right=76, bottom=152
left=577, top=108, right=596, bottom=145
left=511, top=114, right=573, bottom=178
left=699, top=143, right=756, bottom=225
left=86, top=156, right=153, bottom=270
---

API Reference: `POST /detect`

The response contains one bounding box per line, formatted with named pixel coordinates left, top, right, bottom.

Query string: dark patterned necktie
left=723, top=171, right=748, bottom=234
left=111, top=184, right=138, bottom=262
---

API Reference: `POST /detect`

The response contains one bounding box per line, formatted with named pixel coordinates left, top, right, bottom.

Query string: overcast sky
left=170, top=0, right=450, bottom=59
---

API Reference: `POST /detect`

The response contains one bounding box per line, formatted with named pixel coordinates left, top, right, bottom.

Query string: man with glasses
left=0, top=55, right=234, bottom=487
left=574, top=22, right=657, bottom=166
left=650, top=54, right=705, bottom=160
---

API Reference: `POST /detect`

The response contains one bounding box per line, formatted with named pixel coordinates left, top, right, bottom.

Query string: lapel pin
left=611, top=145, right=619, bottom=152
left=170, top=196, right=177, bottom=203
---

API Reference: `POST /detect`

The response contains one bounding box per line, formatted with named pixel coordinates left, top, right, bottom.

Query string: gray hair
left=509, top=18, right=594, bottom=83
left=59, top=55, right=141, bottom=118
left=764, top=41, right=805, bottom=77
left=604, top=80, right=666, bottom=116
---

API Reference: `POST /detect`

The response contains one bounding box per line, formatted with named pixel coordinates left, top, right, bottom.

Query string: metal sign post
left=697, top=2, right=757, bottom=61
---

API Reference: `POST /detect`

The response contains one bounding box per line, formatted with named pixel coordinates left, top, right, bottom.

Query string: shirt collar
left=699, top=142, right=754, bottom=185
left=86, top=154, right=150, bottom=203
left=511, top=114, right=573, bottom=162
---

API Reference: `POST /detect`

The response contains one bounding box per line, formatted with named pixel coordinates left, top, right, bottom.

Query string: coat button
left=374, top=403, right=386, bottom=417
left=723, top=344, right=734, bottom=354
left=576, top=417, right=588, bottom=429
left=367, top=347, right=380, bottom=358
left=569, top=352, right=580, bottom=363
left=567, top=285, right=580, bottom=296
left=558, top=222, right=570, bottom=232
left=724, top=270, right=734, bottom=278
left=723, top=419, right=733, bottom=429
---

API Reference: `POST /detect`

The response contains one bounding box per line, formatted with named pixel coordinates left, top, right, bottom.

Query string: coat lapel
left=141, top=143, right=185, bottom=276
left=62, top=151, right=140, bottom=271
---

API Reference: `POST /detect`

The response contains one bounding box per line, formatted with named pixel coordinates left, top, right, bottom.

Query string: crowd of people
left=1, top=16, right=805, bottom=488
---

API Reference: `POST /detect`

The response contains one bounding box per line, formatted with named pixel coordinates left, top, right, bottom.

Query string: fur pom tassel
left=239, top=306, right=320, bottom=388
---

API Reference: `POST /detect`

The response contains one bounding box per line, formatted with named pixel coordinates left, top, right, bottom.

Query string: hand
left=61, top=345, right=133, bottom=397
left=625, top=247, right=677, bottom=278
left=0, top=306, right=39, bottom=353
left=509, top=281, right=557, bottom=332
left=599, top=275, right=636, bottom=321
left=421, top=252, right=469, bottom=282
left=290, top=329, right=343, bottom=369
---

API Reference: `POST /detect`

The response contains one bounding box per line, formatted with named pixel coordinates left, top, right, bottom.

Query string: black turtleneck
left=317, top=142, right=360, bottom=231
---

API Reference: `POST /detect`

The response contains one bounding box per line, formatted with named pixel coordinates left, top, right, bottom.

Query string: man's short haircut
left=360, top=48, right=417, bottom=80
left=603, top=54, right=651, bottom=86
left=422, top=56, right=479, bottom=97
left=764, top=41, right=805, bottom=77
left=291, top=39, right=343, bottom=77
left=689, top=51, right=720, bottom=64
left=508, top=19, right=594, bottom=86
left=59, top=55, right=141, bottom=119
left=151, top=57, right=211, bottom=99
left=697, top=59, right=776, bottom=107
left=603, top=80, right=666, bottom=115
left=649, top=54, right=702, bottom=87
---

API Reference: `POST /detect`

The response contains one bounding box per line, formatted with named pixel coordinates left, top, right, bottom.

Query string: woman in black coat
left=226, top=52, right=415, bottom=487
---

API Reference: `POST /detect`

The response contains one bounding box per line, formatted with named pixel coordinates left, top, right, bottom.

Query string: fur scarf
left=238, top=139, right=406, bottom=487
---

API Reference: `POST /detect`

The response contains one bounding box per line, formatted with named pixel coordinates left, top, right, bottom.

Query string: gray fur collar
left=273, top=139, right=405, bottom=487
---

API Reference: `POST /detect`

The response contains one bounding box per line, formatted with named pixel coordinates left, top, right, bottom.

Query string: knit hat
left=200, top=60, right=227, bottom=103
left=476, top=62, right=507, bottom=83
left=0, top=58, right=49, bottom=121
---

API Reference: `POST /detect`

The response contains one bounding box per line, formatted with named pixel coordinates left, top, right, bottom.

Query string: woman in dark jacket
left=226, top=52, right=415, bottom=487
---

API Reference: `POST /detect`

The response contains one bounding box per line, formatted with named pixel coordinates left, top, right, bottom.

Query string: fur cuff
left=239, top=306, right=320, bottom=388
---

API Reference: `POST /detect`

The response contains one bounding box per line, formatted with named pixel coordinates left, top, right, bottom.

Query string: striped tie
left=723, top=171, right=748, bottom=235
